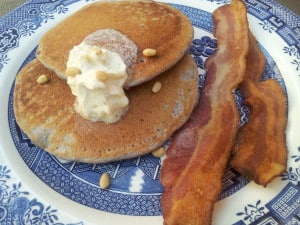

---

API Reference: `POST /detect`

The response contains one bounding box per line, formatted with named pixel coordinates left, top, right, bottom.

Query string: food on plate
left=14, top=54, right=199, bottom=163
left=35, top=0, right=194, bottom=88
left=14, top=0, right=199, bottom=163
left=160, top=0, right=249, bottom=224
left=152, top=146, right=166, bottom=158
left=230, top=33, right=288, bottom=186
left=36, top=74, right=49, bottom=84
left=99, top=172, right=111, bottom=189
left=12, top=0, right=289, bottom=222
left=65, top=40, right=131, bottom=123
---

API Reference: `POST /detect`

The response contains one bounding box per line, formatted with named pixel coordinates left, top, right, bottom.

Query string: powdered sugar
left=84, top=29, right=138, bottom=74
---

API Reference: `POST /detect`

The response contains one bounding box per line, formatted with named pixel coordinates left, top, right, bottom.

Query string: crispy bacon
left=230, top=32, right=288, bottom=186
left=160, top=0, right=249, bottom=224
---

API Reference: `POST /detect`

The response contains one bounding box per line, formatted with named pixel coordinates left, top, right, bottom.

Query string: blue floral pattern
left=234, top=183, right=300, bottom=225
left=236, top=200, right=266, bottom=223
left=0, top=165, right=83, bottom=225
left=0, top=28, right=20, bottom=54
left=190, top=37, right=217, bottom=65
left=0, top=0, right=96, bottom=72
left=259, top=20, right=277, bottom=33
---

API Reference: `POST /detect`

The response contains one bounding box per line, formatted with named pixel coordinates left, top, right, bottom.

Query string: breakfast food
left=160, top=0, right=249, bottom=224
left=35, top=0, right=194, bottom=87
left=230, top=33, right=288, bottom=186
left=13, top=0, right=289, bottom=222
left=160, top=0, right=289, bottom=223
left=14, top=0, right=199, bottom=163
left=99, top=172, right=111, bottom=189
left=65, top=41, right=130, bottom=123
left=14, top=54, right=199, bottom=163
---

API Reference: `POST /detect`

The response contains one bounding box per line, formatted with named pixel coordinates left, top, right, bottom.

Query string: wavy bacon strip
left=230, top=32, right=288, bottom=186
left=160, top=0, right=249, bottom=224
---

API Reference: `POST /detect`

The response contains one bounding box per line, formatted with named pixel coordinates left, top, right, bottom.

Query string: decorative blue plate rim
left=0, top=0, right=299, bottom=225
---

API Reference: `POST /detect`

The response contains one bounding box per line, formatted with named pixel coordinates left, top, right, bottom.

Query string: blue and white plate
left=0, top=0, right=299, bottom=224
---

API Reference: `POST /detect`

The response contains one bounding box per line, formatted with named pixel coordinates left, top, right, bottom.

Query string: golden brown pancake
left=14, top=54, right=199, bottom=163
left=35, top=0, right=194, bottom=87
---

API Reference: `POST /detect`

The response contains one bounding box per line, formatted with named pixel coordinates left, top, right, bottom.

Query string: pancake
left=14, top=54, right=199, bottom=163
left=35, top=0, right=194, bottom=88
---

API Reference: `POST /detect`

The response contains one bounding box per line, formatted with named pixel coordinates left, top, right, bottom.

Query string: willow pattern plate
left=0, top=0, right=299, bottom=224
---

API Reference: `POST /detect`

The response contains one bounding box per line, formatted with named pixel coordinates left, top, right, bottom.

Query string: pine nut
left=99, top=172, right=110, bottom=189
left=152, top=147, right=165, bottom=158
left=152, top=81, right=162, bottom=93
left=96, top=71, right=108, bottom=82
left=143, top=48, right=157, bottom=57
left=65, top=67, right=81, bottom=77
left=36, top=74, right=49, bottom=84
left=94, top=49, right=103, bottom=55
left=85, top=54, right=93, bottom=63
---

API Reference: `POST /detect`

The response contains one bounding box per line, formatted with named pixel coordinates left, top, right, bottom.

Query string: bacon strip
left=230, top=32, right=288, bottom=186
left=160, top=0, right=249, bottom=224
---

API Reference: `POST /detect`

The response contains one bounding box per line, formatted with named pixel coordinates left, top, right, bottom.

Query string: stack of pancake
left=14, top=0, right=199, bottom=163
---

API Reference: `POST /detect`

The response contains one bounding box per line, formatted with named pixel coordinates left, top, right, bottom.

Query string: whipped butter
left=66, top=42, right=129, bottom=123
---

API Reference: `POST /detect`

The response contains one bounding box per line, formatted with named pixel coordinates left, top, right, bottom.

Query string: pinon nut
left=96, top=71, right=108, bottom=82
left=85, top=54, right=93, bottom=63
left=152, top=81, right=162, bottom=93
left=99, top=172, right=110, bottom=189
left=152, top=147, right=165, bottom=158
left=66, top=67, right=81, bottom=77
left=36, top=74, right=49, bottom=84
left=143, top=48, right=157, bottom=57
left=94, top=49, right=103, bottom=55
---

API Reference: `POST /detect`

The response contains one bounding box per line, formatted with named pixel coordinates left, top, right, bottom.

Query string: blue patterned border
left=234, top=182, right=300, bottom=225
left=245, top=0, right=300, bottom=76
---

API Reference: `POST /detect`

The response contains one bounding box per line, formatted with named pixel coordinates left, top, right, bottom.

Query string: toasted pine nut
left=99, top=172, right=110, bottom=189
left=152, top=81, right=162, bottom=93
left=96, top=71, right=108, bottom=82
left=85, top=54, right=93, bottom=63
left=36, top=74, right=49, bottom=84
left=143, top=48, right=157, bottom=57
left=94, top=49, right=103, bottom=55
left=65, top=67, right=81, bottom=77
left=152, top=147, right=165, bottom=158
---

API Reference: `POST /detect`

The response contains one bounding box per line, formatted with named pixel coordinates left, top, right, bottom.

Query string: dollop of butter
left=67, top=42, right=129, bottom=123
